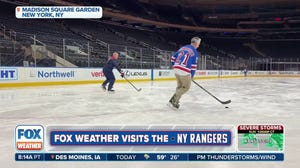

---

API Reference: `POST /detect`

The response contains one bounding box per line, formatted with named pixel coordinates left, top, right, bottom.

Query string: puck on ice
left=225, top=106, right=229, bottom=108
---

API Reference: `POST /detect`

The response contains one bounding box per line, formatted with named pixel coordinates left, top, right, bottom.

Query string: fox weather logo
left=15, top=125, right=44, bottom=151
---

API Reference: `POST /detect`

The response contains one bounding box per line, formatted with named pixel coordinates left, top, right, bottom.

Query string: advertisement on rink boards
left=26, top=68, right=150, bottom=81
left=14, top=124, right=284, bottom=162
left=153, top=69, right=175, bottom=79
left=0, top=67, right=299, bottom=86
left=26, top=67, right=105, bottom=82
left=28, top=68, right=77, bottom=81
left=120, top=69, right=150, bottom=79
left=0, top=67, right=151, bottom=85
left=153, top=69, right=249, bottom=79
left=0, top=67, right=18, bottom=81
left=270, top=71, right=300, bottom=75
left=193, top=70, right=240, bottom=77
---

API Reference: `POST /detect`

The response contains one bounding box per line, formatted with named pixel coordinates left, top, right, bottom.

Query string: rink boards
left=0, top=67, right=299, bottom=87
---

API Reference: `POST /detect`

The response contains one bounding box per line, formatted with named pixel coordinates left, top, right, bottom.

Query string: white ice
left=0, top=77, right=299, bottom=168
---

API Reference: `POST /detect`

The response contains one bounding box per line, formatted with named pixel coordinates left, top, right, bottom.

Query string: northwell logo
left=37, top=70, right=75, bottom=78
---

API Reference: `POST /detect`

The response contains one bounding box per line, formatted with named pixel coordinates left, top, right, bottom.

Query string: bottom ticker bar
left=15, top=153, right=284, bottom=161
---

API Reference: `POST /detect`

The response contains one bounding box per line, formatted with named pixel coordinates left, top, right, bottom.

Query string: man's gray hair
left=191, top=37, right=201, bottom=44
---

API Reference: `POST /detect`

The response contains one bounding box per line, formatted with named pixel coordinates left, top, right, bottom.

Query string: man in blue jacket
left=169, top=37, right=201, bottom=109
left=102, top=52, right=124, bottom=92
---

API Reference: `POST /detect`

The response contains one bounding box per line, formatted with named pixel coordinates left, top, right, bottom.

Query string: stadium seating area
left=0, top=32, right=25, bottom=66
left=0, top=1, right=299, bottom=70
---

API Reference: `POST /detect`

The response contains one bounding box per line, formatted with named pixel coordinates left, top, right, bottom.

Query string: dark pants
left=102, top=71, right=115, bottom=90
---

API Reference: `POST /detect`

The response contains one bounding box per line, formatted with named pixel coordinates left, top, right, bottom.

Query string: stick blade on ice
left=221, top=100, right=231, bottom=104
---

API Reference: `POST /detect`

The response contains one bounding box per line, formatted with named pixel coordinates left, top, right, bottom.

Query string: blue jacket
left=103, top=58, right=122, bottom=74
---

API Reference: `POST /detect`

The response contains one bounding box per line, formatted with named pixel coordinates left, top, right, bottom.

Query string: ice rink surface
left=0, top=77, right=299, bottom=168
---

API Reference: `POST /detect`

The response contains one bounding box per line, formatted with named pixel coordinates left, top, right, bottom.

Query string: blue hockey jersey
left=171, top=44, right=199, bottom=77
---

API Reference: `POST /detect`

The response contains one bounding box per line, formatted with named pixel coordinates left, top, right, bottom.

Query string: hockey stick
left=124, top=77, right=142, bottom=92
left=192, top=80, right=231, bottom=104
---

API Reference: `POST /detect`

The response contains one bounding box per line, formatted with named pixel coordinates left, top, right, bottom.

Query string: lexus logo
left=125, top=70, right=148, bottom=77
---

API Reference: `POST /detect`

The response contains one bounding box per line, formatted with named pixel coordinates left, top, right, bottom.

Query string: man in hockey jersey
left=102, top=52, right=124, bottom=92
left=169, top=37, right=201, bottom=108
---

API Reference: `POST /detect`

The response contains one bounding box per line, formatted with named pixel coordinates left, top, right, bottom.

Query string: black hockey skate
left=108, top=89, right=115, bottom=93
left=101, top=84, right=106, bottom=91
left=168, top=94, right=180, bottom=109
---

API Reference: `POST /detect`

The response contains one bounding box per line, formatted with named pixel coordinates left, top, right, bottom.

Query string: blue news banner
left=15, top=130, right=283, bottom=161
left=15, top=153, right=284, bottom=161
left=49, top=130, right=231, bottom=145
